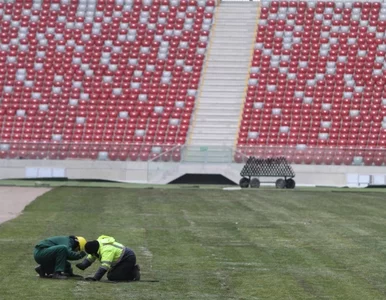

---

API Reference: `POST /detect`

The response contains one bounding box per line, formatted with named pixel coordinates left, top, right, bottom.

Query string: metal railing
left=1, top=141, right=385, bottom=167
left=0, top=141, right=183, bottom=162
left=234, top=145, right=386, bottom=166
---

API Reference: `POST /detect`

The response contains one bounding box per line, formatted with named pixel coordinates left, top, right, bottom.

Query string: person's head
left=70, top=236, right=87, bottom=251
left=85, top=240, right=100, bottom=255
left=75, top=236, right=87, bottom=251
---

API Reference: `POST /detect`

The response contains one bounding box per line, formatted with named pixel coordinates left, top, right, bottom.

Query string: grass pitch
left=1, top=186, right=386, bottom=299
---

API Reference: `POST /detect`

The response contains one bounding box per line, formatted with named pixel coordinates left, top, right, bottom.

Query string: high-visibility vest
left=87, top=235, right=126, bottom=270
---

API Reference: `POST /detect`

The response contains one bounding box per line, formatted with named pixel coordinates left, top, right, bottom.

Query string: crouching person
left=34, top=235, right=87, bottom=279
left=76, top=235, right=140, bottom=282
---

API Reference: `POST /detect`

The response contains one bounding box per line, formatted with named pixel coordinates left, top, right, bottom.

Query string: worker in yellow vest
left=76, top=235, right=140, bottom=281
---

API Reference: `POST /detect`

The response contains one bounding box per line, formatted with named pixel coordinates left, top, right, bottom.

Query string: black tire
left=286, top=178, right=296, bottom=189
left=275, top=178, right=286, bottom=189
left=239, top=177, right=250, bottom=188
left=250, top=178, right=260, bottom=188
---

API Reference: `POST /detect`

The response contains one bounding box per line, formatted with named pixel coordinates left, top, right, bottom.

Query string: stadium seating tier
left=237, top=0, right=386, bottom=165
left=0, top=0, right=215, bottom=161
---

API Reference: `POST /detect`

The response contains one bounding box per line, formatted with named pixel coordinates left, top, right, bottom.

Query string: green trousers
left=34, top=245, right=72, bottom=274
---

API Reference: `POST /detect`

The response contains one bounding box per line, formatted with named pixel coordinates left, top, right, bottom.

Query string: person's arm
left=66, top=249, right=86, bottom=260
left=76, top=254, right=96, bottom=270
left=86, top=250, right=114, bottom=281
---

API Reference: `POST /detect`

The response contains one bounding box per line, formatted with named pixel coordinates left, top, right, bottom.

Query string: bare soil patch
left=0, top=187, right=51, bottom=224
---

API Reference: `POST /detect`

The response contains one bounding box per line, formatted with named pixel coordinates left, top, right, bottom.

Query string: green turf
left=2, top=187, right=386, bottom=299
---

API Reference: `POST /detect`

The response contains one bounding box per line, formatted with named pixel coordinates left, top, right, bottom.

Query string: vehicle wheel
left=275, top=178, right=286, bottom=189
left=286, top=178, right=296, bottom=189
left=239, top=177, right=250, bottom=188
left=250, top=178, right=260, bottom=188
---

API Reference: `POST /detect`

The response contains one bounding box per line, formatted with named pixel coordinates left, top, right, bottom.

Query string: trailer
left=239, top=156, right=296, bottom=189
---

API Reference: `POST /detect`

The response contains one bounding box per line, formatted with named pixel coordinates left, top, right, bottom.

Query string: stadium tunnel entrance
left=169, top=174, right=237, bottom=185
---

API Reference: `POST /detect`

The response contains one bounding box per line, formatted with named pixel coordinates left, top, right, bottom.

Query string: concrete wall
left=1, top=159, right=386, bottom=187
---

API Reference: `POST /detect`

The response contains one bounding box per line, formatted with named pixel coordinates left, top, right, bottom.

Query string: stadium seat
left=0, top=0, right=215, bottom=161
left=237, top=0, right=386, bottom=166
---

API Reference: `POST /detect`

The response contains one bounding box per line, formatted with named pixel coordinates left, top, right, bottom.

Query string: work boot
left=63, top=272, right=83, bottom=279
left=133, top=264, right=141, bottom=281
left=63, top=268, right=83, bottom=279
left=51, top=272, right=68, bottom=280
left=35, top=265, right=46, bottom=278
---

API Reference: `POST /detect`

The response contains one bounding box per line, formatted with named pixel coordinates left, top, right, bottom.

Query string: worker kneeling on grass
left=76, top=235, right=140, bottom=282
left=34, top=235, right=87, bottom=279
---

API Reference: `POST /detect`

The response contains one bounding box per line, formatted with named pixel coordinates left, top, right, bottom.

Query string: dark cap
left=85, top=240, right=99, bottom=254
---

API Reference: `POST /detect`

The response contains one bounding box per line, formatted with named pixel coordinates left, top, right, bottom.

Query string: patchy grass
left=1, top=187, right=386, bottom=299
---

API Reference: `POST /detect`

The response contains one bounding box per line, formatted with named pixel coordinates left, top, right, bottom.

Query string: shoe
left=63, top=270, right=83, bottom=278
left=52, top=272, right=68, bottom=280
left=35, top=265, right=47, bottom=278
left=67, top=273, right=84, bottom=279
left=133, top=265, right=141, bottom=281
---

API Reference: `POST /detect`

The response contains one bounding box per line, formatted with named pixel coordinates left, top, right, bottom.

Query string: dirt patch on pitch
left=0, top=187, right=51, bottom=224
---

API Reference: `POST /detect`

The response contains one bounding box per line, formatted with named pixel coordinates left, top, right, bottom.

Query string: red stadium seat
left=0, top=0, right=213, bottom=162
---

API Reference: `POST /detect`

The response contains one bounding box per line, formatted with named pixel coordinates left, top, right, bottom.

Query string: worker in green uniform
left=76, top=235, right=140, bottom=282
left=34, top=235, right=87, bottom=279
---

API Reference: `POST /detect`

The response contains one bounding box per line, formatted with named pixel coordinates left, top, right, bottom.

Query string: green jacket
left=35, top=236, right=84, bottom=260
left=86, top=235, right=126, bottom=271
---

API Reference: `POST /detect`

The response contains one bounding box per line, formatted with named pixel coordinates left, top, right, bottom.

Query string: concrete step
left=206, top=62, right=250, bottom=69
left=200, top=91, right=243, bottom=98
left=216, top=16, right=257, bottom=21
left=208, top=56, right=251, bottom=61
left=191, top=134, right=236, bottom=141
left=209, top=50, right=252, bottom=56
left=199, top=85, right=244, bottom=92
left=199, top=92, right=244, bottom=99
left=200, top=91, right=244, bottom=97
left=212, top=38, right=253, bottom=43
left=198, top=103, right=241, bottom=109
left=211, top=39, right=255, bottom=44
left=210, top=40, right=254, bottom=45
left=212, top=33, right=255, bottom=38
left=202, top=79, right=247, bottom=86
left=214, top=21, right=257, bottom=26
left=207, top=49, right=250, bottom=55
left=191, top=127, right=238, bottom=134
left=220, top=2, right=259, bottom=6
left=195, top=111, right=240, bottom=117
left=204, top=70, right=247, bottom=76
left=189, top=138, right=236, bottom=147
left=194, top=118, right=239, bottom=125
left=217, top=9, right=258, bottom=13
left=194, top=123, right=239, bottom=129
left=204, top=66, right=249, bottom=72
left=189, top=141, right=235, bottom=147
left=211, top=37, right=254, bottom=42
left=198, top=98, right=241, bottom=104
left=215, top=27, right=256, bottom=33
left=208, top=57, right=250, bottom=63
left=202, top=77, right=247, bottom=82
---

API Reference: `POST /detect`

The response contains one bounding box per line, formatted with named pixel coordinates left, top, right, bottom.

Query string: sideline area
left=0, top=186, right=51, bottom=224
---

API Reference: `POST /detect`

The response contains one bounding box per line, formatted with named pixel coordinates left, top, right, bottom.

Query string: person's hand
left=85, top=276, right=96, bottom=281
left=79, top=251, right=86, bottom=258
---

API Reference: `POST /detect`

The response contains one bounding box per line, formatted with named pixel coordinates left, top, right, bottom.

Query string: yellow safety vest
left=87, top=235, right=125, bottom=270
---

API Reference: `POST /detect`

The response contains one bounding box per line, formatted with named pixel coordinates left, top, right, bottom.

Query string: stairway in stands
left=188, top=1, right=259, bottom=148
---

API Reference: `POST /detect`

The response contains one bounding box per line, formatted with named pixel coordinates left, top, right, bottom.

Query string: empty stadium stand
left=237, top=0, right=386, bottom=166
left=0, top=0, right=215, bottom=161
